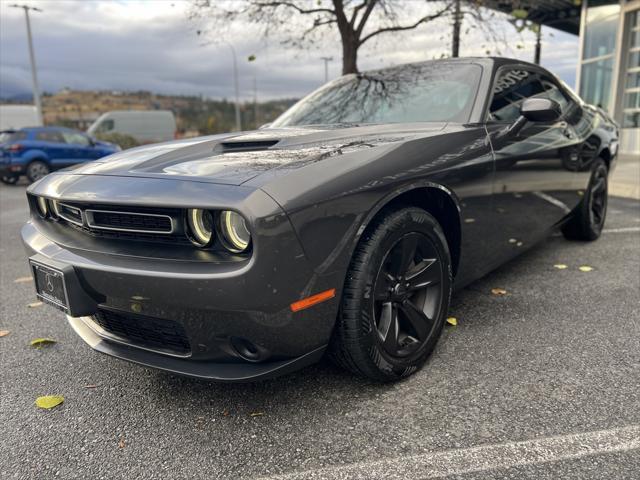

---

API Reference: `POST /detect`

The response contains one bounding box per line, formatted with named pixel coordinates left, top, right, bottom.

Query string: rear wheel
left=1, top=175, right=19, bottom=185
left=562, top=159, right=608, bottom=241
left=330, top=207, right=452, bottom=382
left=26, top=161, right=50, bottom=183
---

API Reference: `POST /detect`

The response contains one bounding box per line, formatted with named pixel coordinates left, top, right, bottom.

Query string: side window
left=9, top=131, right=28, bottom=142
left=538, top=75, right=572, bottom=114
left=35, top=131, right=65, bottom=143
left=95, top=119, right=114, bottom=134
left=61, top=131, right=91, bottom=146
left=488, top=69, right=545, bottom=122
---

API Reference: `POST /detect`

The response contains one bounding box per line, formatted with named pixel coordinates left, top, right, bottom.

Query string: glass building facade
left=578, top=0, right=640, bottom=154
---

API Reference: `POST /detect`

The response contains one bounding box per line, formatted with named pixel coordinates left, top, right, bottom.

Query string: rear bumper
left=0, top=163, right=24, bottom=177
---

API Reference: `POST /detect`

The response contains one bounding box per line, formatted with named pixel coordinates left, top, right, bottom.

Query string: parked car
left=22, top=58, right=617, bottom=382
left=0, top=126, right=120, bottom=184
left=87, top=110, right=177, bottom=143
left=0, top=105, right=41, bottom=130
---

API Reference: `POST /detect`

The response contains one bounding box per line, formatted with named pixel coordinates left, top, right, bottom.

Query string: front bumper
left=21, top=175, right=341, bottom=381
left=66, top=314, right=326, bottom=381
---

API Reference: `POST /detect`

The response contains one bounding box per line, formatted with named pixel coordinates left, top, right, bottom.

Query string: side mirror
left=497, top=98, right=563, bottom=140
left=520, top=98, right=561, bottom=123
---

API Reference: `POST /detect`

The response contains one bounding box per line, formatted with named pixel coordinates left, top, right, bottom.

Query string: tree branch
left=358, top=4, right=451, bottom=46
left=349, top=1, right=368, bottom=26
left=355, top=0, right=378, bottom=38
left=256, top=1, right=336, bottom=16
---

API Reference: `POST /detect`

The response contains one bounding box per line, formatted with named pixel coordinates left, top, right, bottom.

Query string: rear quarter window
left=2, top=131, right=27, bottom=142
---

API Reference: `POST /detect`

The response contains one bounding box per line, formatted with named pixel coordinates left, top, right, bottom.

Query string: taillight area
left=7, top=143, right=23, bottom=153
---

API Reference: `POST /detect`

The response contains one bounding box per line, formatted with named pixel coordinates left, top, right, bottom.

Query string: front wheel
left=562, top=158, right=608, bottom=241
left=330, top=207, right=452, bottom=382
left=26, top=161, right=50, bottom=183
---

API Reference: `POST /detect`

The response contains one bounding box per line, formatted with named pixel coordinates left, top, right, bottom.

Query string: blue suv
left=0, top=126, right=120, bottom=184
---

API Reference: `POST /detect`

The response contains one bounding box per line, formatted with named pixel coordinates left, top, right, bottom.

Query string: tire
left=1, top=175, right=19, bottom=185
left=26, top=160, right=50, bottom=183
left=562, top=158, right=608, bottom=241
left=330, top=207, right=452, bottom=382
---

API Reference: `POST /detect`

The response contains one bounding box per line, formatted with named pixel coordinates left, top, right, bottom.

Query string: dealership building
left=488, top=0, right=640, bottom=155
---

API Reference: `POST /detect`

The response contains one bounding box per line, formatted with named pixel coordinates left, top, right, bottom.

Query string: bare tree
left=449, top=0, right=512, bottom=59
left=189, top=0, right=452, bottom=75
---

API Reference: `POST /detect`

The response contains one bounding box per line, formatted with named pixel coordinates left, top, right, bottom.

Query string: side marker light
left=290, top=289, right=336, bottom=313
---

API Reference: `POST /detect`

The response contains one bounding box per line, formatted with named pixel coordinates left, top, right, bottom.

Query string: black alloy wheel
left=562, top=158, right=608, bottom=241
left=588, top=163, right=607, bottom=232
left=373, top=232, right=443, bottom=360
left=330, top=207, right=452, bottom=382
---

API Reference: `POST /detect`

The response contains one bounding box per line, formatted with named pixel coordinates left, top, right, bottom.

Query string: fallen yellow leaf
left=35, top=395, right=64, bottom=409
left=446, top=317, right=457, bottom=326
left=554, top=264, right=568, bottom=269
left=491, top=288, right=508, bottom=295
left=0, top=330, right=10, bottom=337
left=579, top=265, right=594, bottom=272
left=250, top=411, right=264, bottom=417
left=14, top=276, right=32, bottom=284
left=30, top=338, right=57, bottom=348
left=27, top=301, right=43, bottom=308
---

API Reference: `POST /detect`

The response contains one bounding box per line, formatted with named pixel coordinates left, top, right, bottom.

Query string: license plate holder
left=30, top=260, right=70, bottom=313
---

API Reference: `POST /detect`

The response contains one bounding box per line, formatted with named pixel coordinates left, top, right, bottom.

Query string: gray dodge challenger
left=22, top=58, right=618, bottom=382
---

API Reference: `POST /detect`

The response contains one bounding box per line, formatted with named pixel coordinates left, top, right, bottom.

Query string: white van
left=88, top=110, right=176, bottom=143
left=0, top=105, right=42, bottom=130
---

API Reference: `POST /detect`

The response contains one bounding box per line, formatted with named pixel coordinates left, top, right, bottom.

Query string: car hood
left=68, top=123, right=448, bottom=186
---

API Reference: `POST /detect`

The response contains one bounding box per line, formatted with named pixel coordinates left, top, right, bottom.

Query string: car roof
left=361, top=56, right=543, bottom=76
left=19, top=126, right=79, bottom=133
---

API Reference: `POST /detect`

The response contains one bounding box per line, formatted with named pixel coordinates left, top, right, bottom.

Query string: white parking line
left=261, top=425, right=640, bottom=480
left=602, top=227, right=640, bottom=233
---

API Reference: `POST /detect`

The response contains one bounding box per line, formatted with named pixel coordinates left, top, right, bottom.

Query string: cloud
left=0, top=0, right=579, bottom=100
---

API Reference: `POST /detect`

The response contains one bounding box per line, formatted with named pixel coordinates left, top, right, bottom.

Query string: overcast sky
left=0, top=0, right=580, bottom=101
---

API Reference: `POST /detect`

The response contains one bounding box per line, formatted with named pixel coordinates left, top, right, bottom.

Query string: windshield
left=271, top=62, right=482, bottom=127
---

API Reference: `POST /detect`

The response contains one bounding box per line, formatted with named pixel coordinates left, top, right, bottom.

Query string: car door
left=60, top=130, right=99, bottom=164
left=34, top=130, right=72, bottom=167
left=485, top=66, right=585, bottom=261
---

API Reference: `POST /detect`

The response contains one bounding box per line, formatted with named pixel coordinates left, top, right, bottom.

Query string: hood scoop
left=217, top=139, right=280, bottom=153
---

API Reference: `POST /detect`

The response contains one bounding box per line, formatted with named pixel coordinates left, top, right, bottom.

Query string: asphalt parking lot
left=1, top=182, right=639, bottom=480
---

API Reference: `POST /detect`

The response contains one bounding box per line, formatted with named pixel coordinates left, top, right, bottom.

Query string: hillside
left=2, top=90, right=298, bottom=136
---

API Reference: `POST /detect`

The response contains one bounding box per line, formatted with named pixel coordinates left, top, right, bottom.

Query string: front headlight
left=186, top=208, right=214, bottom=247
left=219, top=210, right=251, bottom=253
left=36, top=196, right=48, bottom=217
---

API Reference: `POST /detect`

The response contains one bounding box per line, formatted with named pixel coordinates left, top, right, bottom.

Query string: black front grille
left=66, top=221, right=192, bottom=245
left=92, top=310, right=191, bottom=355
left=58, top=203, right=82, bottom=224
left=89, top=210, right=172, bottom=233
